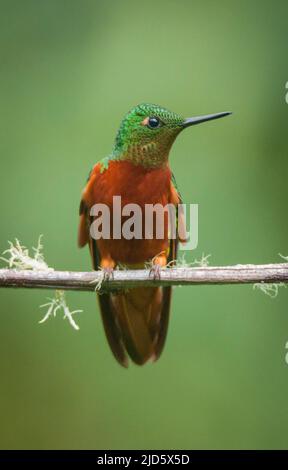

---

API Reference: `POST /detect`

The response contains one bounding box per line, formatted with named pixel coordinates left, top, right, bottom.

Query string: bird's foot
left=102, top=267, right=114, bottom=281
left=92, top=267, right=114, bottom=292
left=149, top=263, right=162, bottom=281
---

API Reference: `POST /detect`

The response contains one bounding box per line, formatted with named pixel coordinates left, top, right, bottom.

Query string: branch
left=1, top=263, right=288, bottom=292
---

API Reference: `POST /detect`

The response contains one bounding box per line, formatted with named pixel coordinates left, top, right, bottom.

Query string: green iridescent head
left=113, top=103, right=231, bottom=168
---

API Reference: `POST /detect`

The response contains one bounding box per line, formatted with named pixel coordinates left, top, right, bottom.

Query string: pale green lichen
left=40, top=290, right=81, bottom=331
left=166, top=252, right=211, bottom=268
left=1, top=237, right=82, bottom=330
left=253, top=253, right=288, bottom=298
left=253, top=282, right=286, bottom=299
left=0, top=236, right=50, bottom=271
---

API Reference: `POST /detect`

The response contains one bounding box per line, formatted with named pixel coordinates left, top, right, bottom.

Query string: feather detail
left=78, top=159, right=182, bottom=366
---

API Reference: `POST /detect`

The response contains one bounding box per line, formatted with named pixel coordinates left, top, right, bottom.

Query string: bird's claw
left=149, top=264, right=161, bottom=280
left=93, top=267, right=114, bottom=291
left=102, top=267, right=114, bottom=281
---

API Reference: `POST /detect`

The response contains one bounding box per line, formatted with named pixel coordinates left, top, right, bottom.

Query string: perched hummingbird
left=78, top=103, right=230, bottom=367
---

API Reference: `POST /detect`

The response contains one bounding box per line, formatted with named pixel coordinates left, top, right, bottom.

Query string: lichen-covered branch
left=1, top=263, right=288, bottom=292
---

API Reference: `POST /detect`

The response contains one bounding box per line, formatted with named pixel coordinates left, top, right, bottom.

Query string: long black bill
left=182, top=111, right=232, bottom=128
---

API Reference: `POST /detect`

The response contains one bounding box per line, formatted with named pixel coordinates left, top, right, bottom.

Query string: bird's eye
left=147, top=116, right=161, bottom=129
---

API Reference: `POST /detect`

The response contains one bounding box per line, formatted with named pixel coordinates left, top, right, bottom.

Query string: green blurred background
left=0, top=0, right=288, bottom=450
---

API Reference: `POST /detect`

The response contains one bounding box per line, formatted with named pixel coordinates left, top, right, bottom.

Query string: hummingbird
left=78, top=103, right=231, bottom=367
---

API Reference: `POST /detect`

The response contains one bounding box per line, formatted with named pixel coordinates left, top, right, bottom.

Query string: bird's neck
left=113, top=135, right=177, bottom=169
